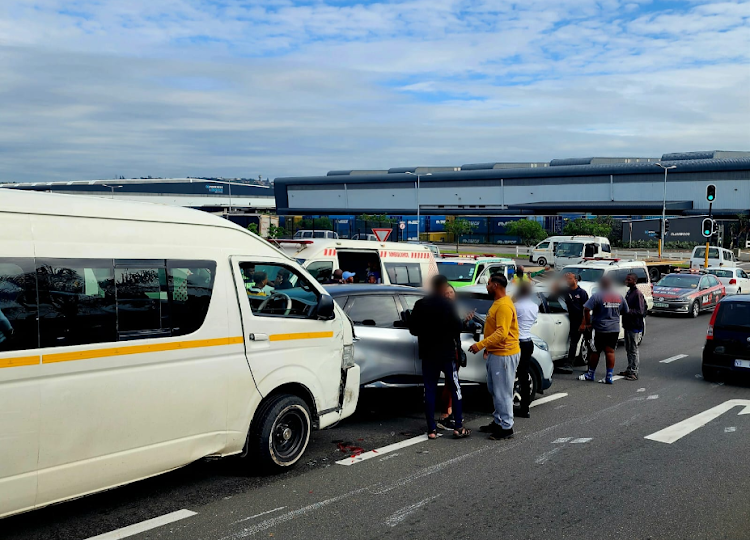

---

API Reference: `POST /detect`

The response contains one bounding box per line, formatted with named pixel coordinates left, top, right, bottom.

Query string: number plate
left=734, top=360, right=750, bottom=369
left=653, top=302, right=669, bottom=308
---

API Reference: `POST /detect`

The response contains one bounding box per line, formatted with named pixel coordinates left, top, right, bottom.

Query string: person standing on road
left=409, top=275, right=471, bottom=440
left=468, top=274, right=521, bottom=440
left=511, top=265, right=532, bottom=285
left=578, top=276, right=628, bottom=384
left=554, top=272, right=589, bottom=374
left=513, top=282, right=538, bottom=418
left=620, top=273, right=646, bottom=381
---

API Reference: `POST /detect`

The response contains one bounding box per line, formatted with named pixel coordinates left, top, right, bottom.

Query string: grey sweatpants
left=486, top=352, right=521, bottom=429
left=625, top=330, right=641, bottom=374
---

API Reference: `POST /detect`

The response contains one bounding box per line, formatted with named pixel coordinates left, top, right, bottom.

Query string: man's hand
left=464, top=309, right=476, bottom=322
left=468, top=343, right=481, bottom=354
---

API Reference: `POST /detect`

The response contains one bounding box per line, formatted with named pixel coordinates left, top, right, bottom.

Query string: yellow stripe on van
left=269, top=331, right=334, bottom=342
left=42, top=336, right=244, bottom=364
left=0, top=355, right=40, bottom=369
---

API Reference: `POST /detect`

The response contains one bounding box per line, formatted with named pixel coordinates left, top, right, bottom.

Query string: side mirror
left=478, top=275, right=488, bottom=284
left=361, top=319, right=376, bottom=326
left=393, top=320, right=408, bottom=329
left=316, top=295, right=335, bottom=320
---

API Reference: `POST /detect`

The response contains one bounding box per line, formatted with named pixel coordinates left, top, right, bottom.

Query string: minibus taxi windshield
left=555, top=242, right=584, bottom=258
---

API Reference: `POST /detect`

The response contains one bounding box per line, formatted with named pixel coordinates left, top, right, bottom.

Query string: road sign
left=372, top=228, right=392, bottom=242
left=399, top=222, right=406, bottom=230
left=645, top=399, right=750, bottom=444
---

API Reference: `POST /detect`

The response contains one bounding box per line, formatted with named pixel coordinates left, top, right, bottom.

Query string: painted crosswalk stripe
left=530, top=392, right=568, bottom=408
left=336, top=433, right=440, bottom=466
left=85, top=510, right=196, bottom=540
left=660, top=354, right=688, bottom=364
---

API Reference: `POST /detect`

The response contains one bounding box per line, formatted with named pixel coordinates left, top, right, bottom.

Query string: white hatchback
left=707, top=267, right=750, bottom=295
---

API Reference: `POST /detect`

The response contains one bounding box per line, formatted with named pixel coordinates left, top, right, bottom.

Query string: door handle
left=555, top=321, right=563, bottom=325
left=249, top=333, right=269, bottom=341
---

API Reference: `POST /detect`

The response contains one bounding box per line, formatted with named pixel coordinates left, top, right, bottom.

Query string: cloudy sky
left=1, top=0, right=749, bottom=182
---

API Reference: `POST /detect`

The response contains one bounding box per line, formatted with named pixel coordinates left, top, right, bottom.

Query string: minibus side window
left=0, top=258, right=39, bottom=352
left=305, top=260, right=334, bottom=283
left=115, top=264, right=170, bottom=339
left=168, top=261, right=216, bottom=337
left=238, top=262, right=320, bottom=318
left=37, top=259, right=117, bottom=347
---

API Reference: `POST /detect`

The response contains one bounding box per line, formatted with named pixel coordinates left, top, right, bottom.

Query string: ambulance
left=278, top=239, right=438, bottom=288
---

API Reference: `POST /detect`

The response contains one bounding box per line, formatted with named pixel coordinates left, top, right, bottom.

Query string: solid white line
left=530, top=392, right=568, bottom=408
left=385, top=496, right=440, bottom=527
left=336, top=434, right=439, bottom=466
left=660, top=354, right=688, bottom=364
left=232, top=506, right=287, bottom=525
left=85, top=510, right=196, bottom=540
left=535, top=447, right=561, bottom=464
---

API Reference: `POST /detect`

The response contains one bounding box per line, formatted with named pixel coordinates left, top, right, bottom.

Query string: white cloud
left=0, top=0, right=748, bottom=182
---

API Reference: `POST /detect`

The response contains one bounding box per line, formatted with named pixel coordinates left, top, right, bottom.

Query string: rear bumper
left=702, top=351, right=750, bottom=373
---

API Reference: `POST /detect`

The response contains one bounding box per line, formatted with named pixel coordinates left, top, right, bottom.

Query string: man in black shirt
left=554, top=272, right=589, bottom=374
left=409, top=275, right=470, bottom=439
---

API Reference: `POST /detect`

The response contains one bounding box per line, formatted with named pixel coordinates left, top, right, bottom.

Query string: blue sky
left=0, top=0, right=748, bottom=181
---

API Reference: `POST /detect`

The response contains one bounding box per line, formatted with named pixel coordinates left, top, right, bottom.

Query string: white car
left=707, top=267, right=750, bottom=295
left=690, top=246, right=737, bottom=269
left=457, top=284, right=640, bottom=365
left=560, top=260, right=654, bottom=311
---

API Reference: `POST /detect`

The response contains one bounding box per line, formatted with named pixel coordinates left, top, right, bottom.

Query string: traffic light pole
left=705, top=202, right=713, bottom=269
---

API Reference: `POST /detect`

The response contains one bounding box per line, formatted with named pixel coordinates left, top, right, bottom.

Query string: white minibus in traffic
left=552, top=236, right=612, bottom=269
left=0, top=190, right=359, bottom=518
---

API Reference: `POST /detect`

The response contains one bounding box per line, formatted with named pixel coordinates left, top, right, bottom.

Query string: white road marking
left=336, top=433, right=440, bottom=466
left=645, top=399, right=750, bottom=444
left=232, top=507, right=287, bottom=525
left=530, top=392, right=568, bottom=408
left=613, top=375, right=624, bottom=381
left=660, top=354, right=688, bottom=364
left=85, top=510, right=196, bottom=540
left=571, top=438, right=592, bottom=444
left=725, top=427, right=737, bottom=433
left=637, top=388, right=646, bottom=392
left=385, top=496, right=440, bottom=527
left=647, top=395, right=659, bottom=400
left=535, top=447, right=561, bottom=464
left=379, top=452, right=401, bottom=462
left=552, top=437, right=572, bottom=444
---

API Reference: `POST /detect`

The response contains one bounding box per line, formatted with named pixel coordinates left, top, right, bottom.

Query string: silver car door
left=344, top=293, right=416, bottom=385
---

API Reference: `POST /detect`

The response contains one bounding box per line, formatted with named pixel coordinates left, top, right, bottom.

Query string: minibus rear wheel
left=249, top=394, right=312, bottom=470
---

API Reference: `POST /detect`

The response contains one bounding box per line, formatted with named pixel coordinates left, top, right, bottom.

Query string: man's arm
left=474, top=305, right=511, bottom=351
left=582, top=309, right=591, bottom=332
left=408, top=301, right=423, bottom=336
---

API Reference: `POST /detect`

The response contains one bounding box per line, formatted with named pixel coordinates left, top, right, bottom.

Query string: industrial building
left=274, top=151, right=750, bottom=217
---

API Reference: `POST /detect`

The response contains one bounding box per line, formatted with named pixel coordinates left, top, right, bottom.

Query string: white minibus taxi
left=553, top=236, right=612, bottom=269
left=531, top=236, right=611, bottom=269
left=0, top=190, right=359, bottom=518
left=690, top=246, right=737, bottom=269
left=278, top=239, right=438, bottom=287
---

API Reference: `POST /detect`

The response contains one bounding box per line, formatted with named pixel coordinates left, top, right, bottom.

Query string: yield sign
left=645, top=399, right=750, bottom=444
left=372, top=228, right=392, bottom=242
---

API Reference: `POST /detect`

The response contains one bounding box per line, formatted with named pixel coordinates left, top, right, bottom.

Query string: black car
left=702, top=294, right=750, bottom=382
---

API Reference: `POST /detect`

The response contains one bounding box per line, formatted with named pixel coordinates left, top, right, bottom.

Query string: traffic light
left=664, top=219, right=670, bottom=233
left=706, top=184, right=716, bottom=202
left=702, top=218, right=714, bottom=238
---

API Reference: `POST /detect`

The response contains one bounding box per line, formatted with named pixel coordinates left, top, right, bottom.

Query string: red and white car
left=652, top=272, right=725, bottom=317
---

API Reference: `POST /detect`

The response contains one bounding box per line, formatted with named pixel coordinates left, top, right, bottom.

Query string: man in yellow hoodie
left=469, top=273, right=521, bottom=440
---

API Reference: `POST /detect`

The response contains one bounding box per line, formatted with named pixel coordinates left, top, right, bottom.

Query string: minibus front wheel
left=248, top=394, right=312, bottom=470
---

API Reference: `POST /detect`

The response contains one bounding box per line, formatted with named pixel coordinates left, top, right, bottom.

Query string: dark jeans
left=566, top=321, right=583, bottom=366
left=518, top=340, right=534, bottom=412
left=423, top=359, right=463, bottom=431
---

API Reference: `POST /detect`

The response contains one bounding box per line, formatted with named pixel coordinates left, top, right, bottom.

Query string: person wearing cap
left=342, top=271, right=356, bottom=283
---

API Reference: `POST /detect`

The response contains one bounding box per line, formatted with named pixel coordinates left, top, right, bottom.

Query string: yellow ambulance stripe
left=269, top=331, right=334, bottom=342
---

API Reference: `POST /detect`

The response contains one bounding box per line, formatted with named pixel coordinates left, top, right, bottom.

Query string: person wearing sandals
left=468, top=274, right=521, bottom=440
left=436, top=284, right=476, bottom=430
left=408, top=275, right=471, bottom=440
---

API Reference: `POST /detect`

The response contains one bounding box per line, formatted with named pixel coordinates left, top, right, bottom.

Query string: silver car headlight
left=532, top=336, right=549, bottom=352
left=342, top=344, right=356, bottom=368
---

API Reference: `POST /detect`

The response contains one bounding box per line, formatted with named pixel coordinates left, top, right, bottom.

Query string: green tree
left=266, top=224, right=285, bottom=239
left=504, top=219, right=548, bottom=246
left=300, top=217, right=333, bottom=230
left=246, top=223, right=259, bottom=235
left=443, top=218, right=477, bottom=252
left=562, top=217, right=612, bottom=238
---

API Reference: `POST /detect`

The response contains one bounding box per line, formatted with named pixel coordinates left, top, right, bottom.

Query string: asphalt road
left=5, top=313, right=750, bottom=540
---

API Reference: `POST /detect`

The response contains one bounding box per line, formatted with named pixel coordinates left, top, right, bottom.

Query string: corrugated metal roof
left=661, top=151, right=716, bottom=161
left=550, top=157, right=594, bottom=166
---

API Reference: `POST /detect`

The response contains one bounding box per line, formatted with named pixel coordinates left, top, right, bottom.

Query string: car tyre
left=537, top=257, right=547, bottom=267
left=702, top=364, right=721, bottom=383
left=690, top=300, right=700, bottom=318
left=649, top=267, right=661, bottom=283
left=513, top=370, right=538, bottom=408
left=245, top=394, right=311, bottom=471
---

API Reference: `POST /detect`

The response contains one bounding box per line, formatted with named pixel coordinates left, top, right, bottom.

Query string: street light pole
left=654, top=163, right=676, bottom=258
left=405, top=172, right=431, bottom=242
left=102, top=184, right=122, bottom=200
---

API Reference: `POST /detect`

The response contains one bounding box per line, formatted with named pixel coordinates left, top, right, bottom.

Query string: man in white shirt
left=513, top=282, right=539, bottom=418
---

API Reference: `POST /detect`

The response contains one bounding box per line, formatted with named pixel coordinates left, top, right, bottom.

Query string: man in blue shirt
left=578, top=276, right=628, bottom=384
